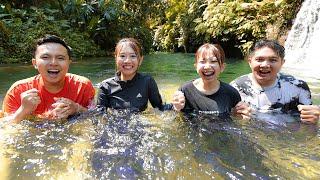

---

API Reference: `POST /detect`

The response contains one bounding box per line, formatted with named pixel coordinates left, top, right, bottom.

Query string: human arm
left=228, top=81, right=252, bottom=119
left=296, top=80, right=319, bottom=123
left=48, top=97, right=86, bottom=119
left=0, top=110, right=3, bottom=118
left=4, top=88, right=41, bottom=123
left=148, top=77, right=167, bottom=110
left=48, top=79, right=95, bottom=119
left=298, top=80, right=312, bottom=106
left=233, top=101, right=253, bottom=120
left=298, top=105, right=319, bottom=124
left=172, top=90, right=185, bottom=111
left=96, top=85, right=110, bottom=111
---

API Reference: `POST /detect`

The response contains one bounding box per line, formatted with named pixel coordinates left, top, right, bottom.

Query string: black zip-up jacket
left=97, top=72, right=172, bottom=112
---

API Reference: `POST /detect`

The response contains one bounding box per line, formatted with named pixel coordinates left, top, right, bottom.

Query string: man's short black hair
left=248, top=39, right=285, bottom=60
left=33, top=34, right=71, bottom=58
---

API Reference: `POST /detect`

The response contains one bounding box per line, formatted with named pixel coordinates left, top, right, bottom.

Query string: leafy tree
left=195, top=0, right=303, bottom=54
left=0, top=0, right=303, bottom=63
left=0, top=5, right=104, bottom=63
left=62, top=0, right=161, bottom=53
left=153, top=0, right=206, bottom=52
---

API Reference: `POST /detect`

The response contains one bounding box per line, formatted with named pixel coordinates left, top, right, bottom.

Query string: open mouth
left=258, top=69, right=271, bottom=76
left=202, top=71, right=215, bottom=77
left=122, top=65, right=134, bottom=70
left=47, top=69, right=60, bottom=77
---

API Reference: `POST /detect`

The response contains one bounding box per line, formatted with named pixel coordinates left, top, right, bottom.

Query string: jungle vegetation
left=0, top=0, right=303, bottom=63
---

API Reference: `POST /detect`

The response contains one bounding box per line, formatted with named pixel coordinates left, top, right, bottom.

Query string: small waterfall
left=283, top=0, right=320, bottom=81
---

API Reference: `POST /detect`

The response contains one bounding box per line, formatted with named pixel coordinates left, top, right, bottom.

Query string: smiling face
left=32, top=42, right=70, bottom=89
left=195, top=50, right=225, bottom=84
left=248, top=47, right=284, bottom=87
left=115, top=43, right=142, bottom=81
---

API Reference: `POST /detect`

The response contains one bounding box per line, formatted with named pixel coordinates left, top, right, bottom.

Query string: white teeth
left=203, top=71, right=214, bottom=76
left=123, top=65, right=133, bottom=70
left=259, top=68, right=270, bottom=72
left=48, top=70, right=59, bottom=73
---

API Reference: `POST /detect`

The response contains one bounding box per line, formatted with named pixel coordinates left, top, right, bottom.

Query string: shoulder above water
left=66, top=73, right=92, bottom=84
left=278, top=73, right=309, bottom=91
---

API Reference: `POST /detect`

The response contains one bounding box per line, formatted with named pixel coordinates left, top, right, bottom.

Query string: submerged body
left=180, top=80, right=240, bottom=116
left=174, top=43, right=242, bottom=118
left=231, top=73, right=311, bottom=113
left=232, top=40, right=319, bottom=123
left=2, top=35, right=95, bottom=123
left=98, top=72, right=171, bottom=112
left=3, top=73, right=94, bottom=118
left=97, top=38, right=179, bottom=112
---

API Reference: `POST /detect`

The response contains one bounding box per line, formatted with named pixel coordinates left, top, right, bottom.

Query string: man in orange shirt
left=3, top=35, right=95, bottom=123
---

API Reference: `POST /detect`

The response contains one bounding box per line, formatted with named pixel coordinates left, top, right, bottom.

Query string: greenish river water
left=0, top=53, right=319, bottom=179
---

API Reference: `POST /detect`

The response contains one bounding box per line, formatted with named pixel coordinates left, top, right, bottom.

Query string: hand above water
left=48, top=97, right=85, bottom=120
left=298, top=104, right=320, bottom=124
left=172, top=91, right=185, bottom=112
left=20, top=88, right=41, bottom=114
left=6, top=88, right=41, bottom=123
left=10, top=88, right=41, bottom=123
left=233, top=101, right=252, bottom=120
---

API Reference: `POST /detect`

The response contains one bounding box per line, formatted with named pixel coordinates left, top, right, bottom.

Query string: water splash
left=0, top=110, right=319, bottom=179
left=283, top=0, right=320, bottom=81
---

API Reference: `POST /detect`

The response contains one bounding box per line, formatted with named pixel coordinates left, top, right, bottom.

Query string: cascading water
left=283, top=0, right=320, bottom=81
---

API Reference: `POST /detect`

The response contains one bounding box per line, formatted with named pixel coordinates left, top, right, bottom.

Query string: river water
left=0, top=53, right=319, bottom=179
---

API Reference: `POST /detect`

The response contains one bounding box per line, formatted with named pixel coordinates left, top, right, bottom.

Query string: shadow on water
left=1, top=109, right=319, bottom=179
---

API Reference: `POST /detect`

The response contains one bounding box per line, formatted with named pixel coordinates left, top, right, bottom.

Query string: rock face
left=283, top=0, right=320, bottom=80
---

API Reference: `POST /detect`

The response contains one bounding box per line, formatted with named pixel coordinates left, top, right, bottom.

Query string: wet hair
left=32, top=34, right=71, bottom=58
left=114, top=38, right=143, bottom=59
left=248, top=39, right=285, bottom=60
left=195, top=43, right=225, bottom=66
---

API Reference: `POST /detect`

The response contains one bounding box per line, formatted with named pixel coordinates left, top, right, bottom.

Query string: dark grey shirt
left=180, top=80, right=241, bottom=117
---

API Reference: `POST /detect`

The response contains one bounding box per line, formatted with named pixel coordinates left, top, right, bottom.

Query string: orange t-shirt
left=3, top=73, right=95, bottom=117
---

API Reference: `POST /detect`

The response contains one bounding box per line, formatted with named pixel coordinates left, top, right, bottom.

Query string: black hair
left=32, top=34, right=71, bottom=58
left=248, top=39, right=285, bottom=59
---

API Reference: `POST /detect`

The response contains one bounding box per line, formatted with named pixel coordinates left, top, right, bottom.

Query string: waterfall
left=283, top=0, right=320, bottom=81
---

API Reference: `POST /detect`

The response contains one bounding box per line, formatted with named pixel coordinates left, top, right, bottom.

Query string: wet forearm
left=7, top=107, right=29, bottom=123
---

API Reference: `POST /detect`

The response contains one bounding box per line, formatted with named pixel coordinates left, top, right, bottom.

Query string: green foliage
left=63, top=0, right=159, bottom=53
left=153, top=0, right=206, bottom=52
left=0, top=0, right=303, bottom=63
left=0, top=4, right=104, bottom=63
left=195, top=0, right=302, bottom=54
left=153, top=0, right=302, bottom=54
left=0, top=0, right=162, bottom=63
